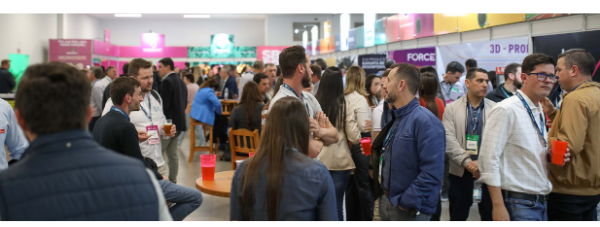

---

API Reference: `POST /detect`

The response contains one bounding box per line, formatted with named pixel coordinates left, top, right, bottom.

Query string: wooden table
left=195, top=170, right=235, bottom=197
left=220, top=99, right=238, bottom=117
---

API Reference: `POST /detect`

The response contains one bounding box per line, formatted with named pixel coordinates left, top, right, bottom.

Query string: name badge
left=466, top=134, right=479, bottom=155
left=146, top=125, right=160, bottom=145
left=451, top=86, right=460, bottom=93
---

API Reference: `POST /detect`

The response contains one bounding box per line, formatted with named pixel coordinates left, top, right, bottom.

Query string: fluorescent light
left=184, top=15, right=210, bottom=18
left=114, top=14, right=141, bottom=17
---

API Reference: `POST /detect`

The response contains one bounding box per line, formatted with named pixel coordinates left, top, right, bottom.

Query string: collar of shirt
left=21, top=130, right=93, bottom=159
left=516, top=89, right=542, bottom=112
left=162, top=72, right=175, bottom=81
left=500, top=83, right=514, bottom=98
left=392, top=98, right=420, bottom=119
left=110, top=106, right=130, bottom=122
left=104, top=76, right=113, bottom=83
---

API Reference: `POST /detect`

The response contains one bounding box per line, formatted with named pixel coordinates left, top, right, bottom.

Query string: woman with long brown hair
left=229, top=81, right=264, bottom=134
left=418, top=72, right=445, bottom=121
left=230, top=97, right=337, bottom=221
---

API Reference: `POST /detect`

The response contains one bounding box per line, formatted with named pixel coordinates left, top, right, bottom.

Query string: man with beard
left=379, top=63, right=445, bottom=221
left=486, top=63, right=521, bottom=102
left=266, top=45, right=339, bottom=157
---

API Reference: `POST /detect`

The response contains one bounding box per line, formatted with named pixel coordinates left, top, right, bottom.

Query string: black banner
left=358, top=54, right=387, bottom=75
left=533, top=30, right=600, bottom=82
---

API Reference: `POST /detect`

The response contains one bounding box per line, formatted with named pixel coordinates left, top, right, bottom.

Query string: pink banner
left=257, top=46, right=289, bottom=65
left=174, top=62, right=187, bottom=72
left=164, top=47, right=188, bottom=58
left=49, top=39, right=92, bottom=66
left=104, top=29, right=110, bottom=43
left=119, top=46, right=142, bottom=58
left=94, top=40, right=119, bottom=57
left=141, top=33, right=165, bottom=58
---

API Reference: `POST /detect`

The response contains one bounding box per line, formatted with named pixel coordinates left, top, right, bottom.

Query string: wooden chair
left=220, top=101, right=235, bottom=116
left=188, top=117, right=218, bottom=162
left=228, top=128, right=260, bottom=170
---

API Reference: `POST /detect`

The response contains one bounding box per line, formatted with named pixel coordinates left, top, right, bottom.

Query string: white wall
left=266, top=14, right=338, bottom=46
left=0, top=14, right=57, bottom=64
left=99, top=19, right=265, bottom=47
left=65, top=14, right=102, bottom=40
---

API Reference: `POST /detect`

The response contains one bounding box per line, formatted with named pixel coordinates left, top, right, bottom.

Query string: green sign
left=9, top=54, right=29, bottom=91
left=210, top=33, right=234, bottom=58
left=188, top=46, right=257, bottom=58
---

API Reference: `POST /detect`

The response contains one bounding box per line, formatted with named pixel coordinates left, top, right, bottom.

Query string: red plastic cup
left=249, top=152, right=256, bottom=157
left=361, top=137, right=372, bottom=155
left=552, top=140, right=568, bottom=165
left=201, top=154, right=217, bottom=180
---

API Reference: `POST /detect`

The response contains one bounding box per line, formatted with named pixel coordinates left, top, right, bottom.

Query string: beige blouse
left=316, top=101, right=362, bottom=171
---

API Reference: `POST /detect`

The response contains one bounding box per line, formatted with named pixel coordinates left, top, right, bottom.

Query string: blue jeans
left=329, top=170, right=351, bottom=221
left=159, top=180, right=203, bottom=221
left=504, top=198, right=547, bottom=221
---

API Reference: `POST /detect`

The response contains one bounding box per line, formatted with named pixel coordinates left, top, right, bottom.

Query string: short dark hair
left=185, top=62, right=190, bottom=67
left=310, top=65, right=322, bottom=80
left=385, top=58, right=396, bottom=69
left=111, top=77, right=140, bottom=105
left=446, top=61, right=465, bottom=74
left=17, top=62, right=91, bottom=134
left=521, top=53, right=556, bottom=74
left=558, top=49, right=597, bottom=76
left=276, top=65, right=282, bottom=77
left=315, top=58, right=328, bottom=71
left=253, top=73, right=269, bottom=84
left=121, top=63, right=129, bottom=76
left=419, top=65, right=438, bottom=76
left=279, top=46, right=307, bottom=79
left=128, top=58, right=152, bottom=77
left=252, top=60, right=265, bottom=70
left=466, top=68, right=488, bottom=80
left=265, top=63, right=275, bottom=69
left=184, top=73, right=195, bottom=83
left=390, top=63, right=421, bottom=94
left=159, top=58, right=175, bottom=71
left=381, top=69, right=391, bottom=78
left=1, top=59, right=9, bottom=66
left=465, top=59, right=478, bottom=69
left=504, top=63, right=521, bottom=78
left=90, top=66, right=103, bottom=79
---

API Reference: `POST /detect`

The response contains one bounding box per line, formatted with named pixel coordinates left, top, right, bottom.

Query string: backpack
left=150, top=89, right=162, bottom=106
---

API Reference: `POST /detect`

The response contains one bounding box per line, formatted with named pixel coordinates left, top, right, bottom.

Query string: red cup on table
left=249, top=152, right=256, bottom=157
left=552, top=140, right=568, bottom=165
left=200, top=154, right=216, bottom=180
left=360, top=137, right=372, bottom=155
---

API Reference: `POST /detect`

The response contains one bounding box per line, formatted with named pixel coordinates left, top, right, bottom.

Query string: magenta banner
left=93, top=40, right=119, bottom=57
left=164, top=47, right=188, bottom=58
left=119, top=46, right=142, bottom=58
left=141, top=33, right=165, bottom=58
left=389, top=47, right=436, bottom=68
left=49, top=39, right=92, bottom=66
left=257, top=46, right=289, bottom=65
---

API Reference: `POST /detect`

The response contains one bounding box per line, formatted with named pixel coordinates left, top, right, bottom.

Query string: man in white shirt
left=89, top=66, right=110, bottom=132
left=264, top=63, right=277, bottom=100
left=238, top=60, right=265, bottom=100
left=440, top=61, right=466, bottom=105
left=0, top=99, right=28, bottom=170
left=479, top=53, right=570, bottom=221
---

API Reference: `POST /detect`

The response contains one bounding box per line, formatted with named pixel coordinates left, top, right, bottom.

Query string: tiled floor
left=174, top=133, right=481, bottom=221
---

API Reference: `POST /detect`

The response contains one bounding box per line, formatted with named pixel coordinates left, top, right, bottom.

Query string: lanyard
left=466, top=100, right=483, bottom=135
left=282, top=83, right=310, bottom=113
left=383, top=123, right=399, bottom=152
left=516, top=92, right=546, bottom=147
left=110, top=106, right=130, bottom=122
left=500, top=85, right=511, bottom=98
left=442, top=82, right=454, bottom=97
left=139, top=93, right=153, bottom=124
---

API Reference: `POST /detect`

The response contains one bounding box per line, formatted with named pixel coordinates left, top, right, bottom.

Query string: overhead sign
left=49, top=39, right=92, bottom=66
left=187, top=46, right=256, bottom=58
left=257, top=46, right=289, bottom=65
left=389, top=47, right=436, bottom=68
left=358, top=54, right=387, bottom=75
left=210, top=33, right=235, bottom=58
left=375, top=18, right=386, bottom=45
left=364, top=13, right=376, bottom=47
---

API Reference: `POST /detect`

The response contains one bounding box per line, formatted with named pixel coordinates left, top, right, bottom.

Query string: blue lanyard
left=282, top=83, right=310, bottom=113
left=501, top=85, right=511, bottom=98
left=516, top=92, right=546, bottom=147
left=110, top=106, right=130, bottom=122
left=466, top=99, right=483, bottom=135
left=442, top=82, right=454, bottom=97
left=139, top=93, right=152, bottom=123
left=383, top=123, right=399, bottom=152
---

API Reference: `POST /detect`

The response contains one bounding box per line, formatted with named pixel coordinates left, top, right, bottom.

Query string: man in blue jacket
left=379, top=63, right=446, bottom=221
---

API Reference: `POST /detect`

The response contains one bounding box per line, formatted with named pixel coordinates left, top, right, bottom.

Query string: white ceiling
left=87, top=14, right=270, bottom=20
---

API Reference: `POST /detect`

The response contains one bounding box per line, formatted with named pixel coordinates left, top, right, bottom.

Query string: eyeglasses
left=526, top=72, right=557, bottom=83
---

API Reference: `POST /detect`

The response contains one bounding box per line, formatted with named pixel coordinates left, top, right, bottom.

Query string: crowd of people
left=0, top=45, right=599, bottom=222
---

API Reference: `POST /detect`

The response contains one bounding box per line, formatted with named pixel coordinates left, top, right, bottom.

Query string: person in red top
left=419, top=72, right=445, bottom=121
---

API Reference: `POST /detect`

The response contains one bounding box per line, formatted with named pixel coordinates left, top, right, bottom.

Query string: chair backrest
left=228, top=128, right=260, bottom=154
left=221, top=101, right=235, bottom=115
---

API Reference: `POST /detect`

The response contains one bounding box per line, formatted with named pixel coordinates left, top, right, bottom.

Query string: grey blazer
left=442, top=96, right=496, bottom=177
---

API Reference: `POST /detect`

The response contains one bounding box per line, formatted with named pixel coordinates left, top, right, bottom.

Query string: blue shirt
left=380, top=98, right=445, bottom=214
left=230, top=149, right=338, bottom=221
left=0, top=99, right=29, bottom=170
left=465, top=98, right=484, bottom=161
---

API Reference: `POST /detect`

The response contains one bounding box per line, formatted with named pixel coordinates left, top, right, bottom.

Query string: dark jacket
left=152, top=71, right=161, bottom=92
left=219, top=76, right=238, bottom=99
left=381, top=98, right=445, bottom=214
left=0, top=68, right=16, bottom=93
left=0, top=130, right=159, bottom=221
left=229, top=102, right=264, bottom=134
left=486, top=84, right=510, bottom=103
left=160, top=72, right=188, bottom=132
left=102, top=83, right=111, bottom=110
left=92, top=110, right=162, bottom=180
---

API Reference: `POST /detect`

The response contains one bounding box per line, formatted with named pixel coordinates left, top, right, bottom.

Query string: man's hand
left=138, top=130, right=151, bottom=143
left=473, top=170, right=481, bottom=179
left=315, top=111, right=329, bottom=128
left=309, top=138, right=324, bottom=158
left=541, top=97, right=556, bottom=116
left=169, top=124, right=177, bottom=137
left=215, top=91, right=222, bottom=97
left=551, top=148, right=571, bottom=166
left=492, top=204, right=510, bottom=221
left=309, top=118, right=322, bottom=138
left=233, top=94, right=238, bottom=99
left=163, top=176, right=169, bottom=181
left=467, top=160, right=479, bottom=173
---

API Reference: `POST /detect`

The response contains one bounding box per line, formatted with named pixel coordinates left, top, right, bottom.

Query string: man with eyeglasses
left=478, top=53, right=571, bottom=221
